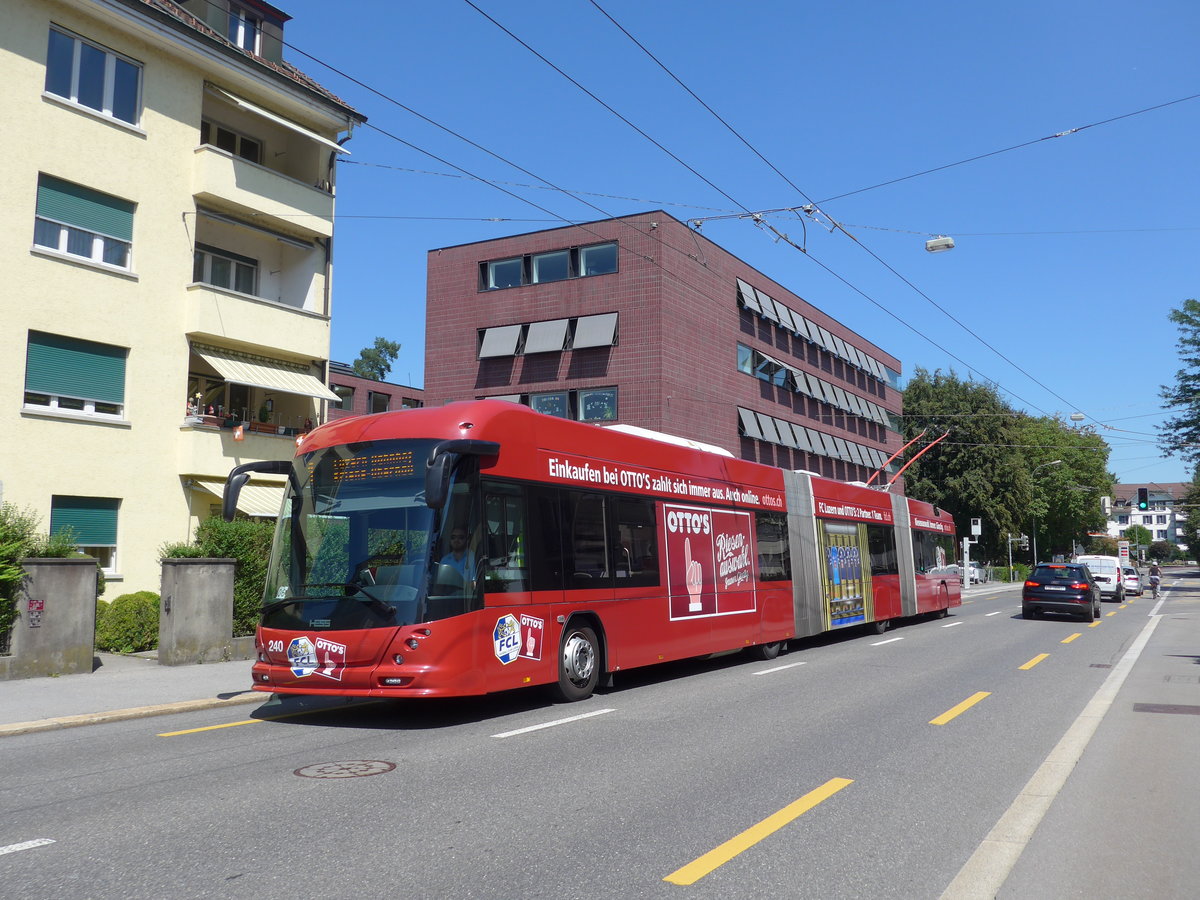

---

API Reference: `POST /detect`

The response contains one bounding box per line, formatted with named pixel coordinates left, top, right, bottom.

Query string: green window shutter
left=26, top=331, right=127, bottom=403
left=36, top=174, right=134, bottom=242
left=51, top=496, right=119, bottom=545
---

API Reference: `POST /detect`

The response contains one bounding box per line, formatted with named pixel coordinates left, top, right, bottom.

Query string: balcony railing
left=193, top=146, right=334, bottom=238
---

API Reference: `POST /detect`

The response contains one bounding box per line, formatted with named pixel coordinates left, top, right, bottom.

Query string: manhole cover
left=294, top=760, right=396, bottom=779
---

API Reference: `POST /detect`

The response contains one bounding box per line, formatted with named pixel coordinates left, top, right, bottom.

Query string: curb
left=0, top=691, right=267, bottom=738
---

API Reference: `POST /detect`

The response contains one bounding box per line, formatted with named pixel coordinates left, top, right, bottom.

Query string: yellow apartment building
left=0, top=0, right=364, bottom=593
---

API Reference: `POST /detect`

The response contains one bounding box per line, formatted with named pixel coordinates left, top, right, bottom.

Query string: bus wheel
left=751, top=641, right=784, bottom=661
left=870, top=618, right=888, bottom=635
left=553, top=624, right=599, bottom=702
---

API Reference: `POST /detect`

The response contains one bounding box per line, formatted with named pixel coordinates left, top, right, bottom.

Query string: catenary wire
left=585, top=2, right=1190, bottom=428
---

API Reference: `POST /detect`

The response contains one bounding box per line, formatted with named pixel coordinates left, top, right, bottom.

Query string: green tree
left=1175, top=464, right=1200, bottom=559
left=1123, top=524, right=1153, bottom=551
left=1014, top=416, right=1112, bottom=561
left=901, top=369, right=1113, bottom=563
left=353, top=337, right=401, bottom=381
left=901, top=369, right=1030, bottom=562
left=1159, top=299, right=1200, bottom=466
left=1149, top=540, right=1177, bottom=562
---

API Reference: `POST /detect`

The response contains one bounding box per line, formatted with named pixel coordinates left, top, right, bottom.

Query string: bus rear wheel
left=552, top=624, right=599, bottom=702
left=750, top=641, right=784, bottom=660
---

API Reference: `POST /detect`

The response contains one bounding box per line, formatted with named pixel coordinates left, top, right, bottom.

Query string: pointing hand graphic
left=685, top=537, right=703, bottom=612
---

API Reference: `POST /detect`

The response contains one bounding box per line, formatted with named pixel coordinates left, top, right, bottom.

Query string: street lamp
left=1031, top=460, right=1063, bottom=564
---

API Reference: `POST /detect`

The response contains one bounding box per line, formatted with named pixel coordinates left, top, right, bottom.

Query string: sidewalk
left=0, top=651, right=264, bottom=737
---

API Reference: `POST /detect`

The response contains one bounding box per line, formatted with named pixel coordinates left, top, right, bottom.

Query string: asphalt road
left=2, top=578, right=1196, bottom=898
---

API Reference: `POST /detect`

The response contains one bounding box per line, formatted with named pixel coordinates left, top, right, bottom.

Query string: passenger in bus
left=439, top=528, right=477, bottom=581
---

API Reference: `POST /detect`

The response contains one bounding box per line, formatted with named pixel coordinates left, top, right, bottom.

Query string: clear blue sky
left=279, top=0, right=1199, bottom=487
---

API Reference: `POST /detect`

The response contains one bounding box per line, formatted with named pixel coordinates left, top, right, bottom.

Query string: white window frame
left=23, top=391, right=124, bottom=420
left=45, top=27, right=142, bottom=125
left=486, top=257, right=524, bottom=289
left=193, top=244, right=258, bottom=296
left=532, top=250, right=570, bottom=284
left=579, top=242, right=618, bottom=276
left=228, top=6, right=263, bottom=53
left=33, top=216, right=130, bottom=269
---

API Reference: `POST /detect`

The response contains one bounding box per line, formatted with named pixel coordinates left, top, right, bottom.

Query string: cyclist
left=1147, top=561, right=1162, bottom=598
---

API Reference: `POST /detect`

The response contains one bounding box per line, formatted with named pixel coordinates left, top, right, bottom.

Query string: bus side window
left=755, top=511, right=790, bottom=581
left=867, top=524, right=898, bottom=576
left=613, top=495, right=659, bottom=587
left=483, top=482, right=528, bottom=592
left=564, top=490, right=612, bottom=588
left=528, top=485, right=565, bottom=592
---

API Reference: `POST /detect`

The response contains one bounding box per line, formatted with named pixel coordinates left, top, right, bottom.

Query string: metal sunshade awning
left=205, top=84, right=350, bottom=154
left=524, top=318, right=569, bottom=354
left=572, top=312, right=618, bottom=349
left=191, top=344, right=339, bottom=401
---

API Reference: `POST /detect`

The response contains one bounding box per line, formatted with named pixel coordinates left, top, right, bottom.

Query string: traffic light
left=1136, top=487, right=1149, bottom=511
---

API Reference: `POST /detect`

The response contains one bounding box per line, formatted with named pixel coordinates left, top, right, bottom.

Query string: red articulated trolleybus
left=224, top=400, right=958, bottom=702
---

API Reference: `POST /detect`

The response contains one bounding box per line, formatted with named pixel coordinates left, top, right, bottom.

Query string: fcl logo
left=493, top=614, right=521, bottom=665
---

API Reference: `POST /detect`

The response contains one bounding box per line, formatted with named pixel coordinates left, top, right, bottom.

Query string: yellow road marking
left=1106, top=611, right=1118, bottom=617
left=1061, top=633, right=1081, bottom=644
left=158, top=700, right=383, bottom=737
left=663, top=778, right=853, bottom=885
left=930, top=691, right=991, bottom=725
left=159, top=719, right=260, bottom=737
left=1088, top=621, right=1101, bottom=627
left=1019, top=653, right=1049, bottom=670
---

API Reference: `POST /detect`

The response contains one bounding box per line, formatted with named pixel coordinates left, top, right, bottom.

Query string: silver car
left=1121, top=566, right=1143, bottom=596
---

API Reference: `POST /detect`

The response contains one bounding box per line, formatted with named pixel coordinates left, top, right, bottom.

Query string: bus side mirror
left=224, top=459, right=293, bottom=521
left=426, top=453, right=455, bottom=510
left=424, top=439, right=500, bottom=509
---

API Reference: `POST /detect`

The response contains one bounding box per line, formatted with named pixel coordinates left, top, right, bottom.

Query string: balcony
left=193, top=146, right=334, bottom=238
left=178, top=417, right=304, bottom=478
left=185, top=284, right=329, bottom=360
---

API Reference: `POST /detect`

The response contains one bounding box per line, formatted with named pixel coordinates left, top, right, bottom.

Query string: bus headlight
left=392, top=654, right=405, bottom=665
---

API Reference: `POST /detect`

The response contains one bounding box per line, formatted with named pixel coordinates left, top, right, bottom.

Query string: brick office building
left=424, top=211, right=904, bottom=484
left=327, top=360, right=423, bottom=421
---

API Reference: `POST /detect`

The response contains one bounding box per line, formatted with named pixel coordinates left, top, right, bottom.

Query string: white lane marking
left=752, top=661, right=807, bottom=676
left=492, top=708, right=614, bottom=738
left=1150, top=598, right=1166, bottom=615
left=985, top=611, right=1002, bottom=617
left=0, top=839, right=55, bottom=856
left=942, top=621, right=963, bottom=628
left=871, top=637, right=903, bottom=646
left=940, top=613, right=1163, bottom=899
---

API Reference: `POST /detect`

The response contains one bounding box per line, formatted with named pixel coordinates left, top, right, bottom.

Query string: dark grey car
left=1022, top=563, right=1101, bottom=621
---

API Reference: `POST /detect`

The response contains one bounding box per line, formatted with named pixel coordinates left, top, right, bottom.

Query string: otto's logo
left=666, top=510, right=711, bottom=535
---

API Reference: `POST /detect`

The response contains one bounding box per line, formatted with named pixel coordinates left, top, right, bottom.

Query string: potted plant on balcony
left=252, top=402, right=276, bottom=434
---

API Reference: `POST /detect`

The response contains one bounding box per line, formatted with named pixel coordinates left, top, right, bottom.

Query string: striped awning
left=191, top=344, right=338, bottom=402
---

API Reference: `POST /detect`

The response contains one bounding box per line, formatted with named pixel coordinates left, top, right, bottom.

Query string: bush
left=162, top=518, right=274, bottom=636
left=95, top=591, right=159, bottom=653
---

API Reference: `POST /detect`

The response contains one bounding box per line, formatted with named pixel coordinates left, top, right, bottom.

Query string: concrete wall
left=159, top=558, right=252, bottom=665
left=0, top=557, right=97, bottom=680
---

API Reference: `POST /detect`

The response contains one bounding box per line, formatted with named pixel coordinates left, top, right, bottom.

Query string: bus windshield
left=261, top=439, right=482, bottom=631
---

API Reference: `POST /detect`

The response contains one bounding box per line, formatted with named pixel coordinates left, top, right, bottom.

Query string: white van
left=1073, top=555, right=1125, bottom=601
